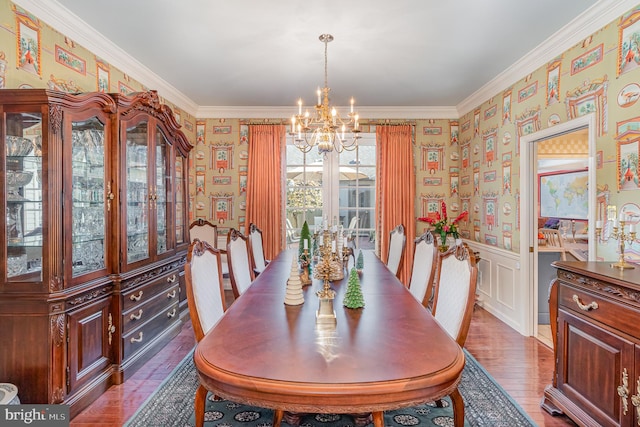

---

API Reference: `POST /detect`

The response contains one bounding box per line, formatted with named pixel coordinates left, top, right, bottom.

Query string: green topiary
left=298, top=220, right=312, bottom=273
left=355, top=250, right=364, bottom=270
left=343, top=268, right=365, bottom=309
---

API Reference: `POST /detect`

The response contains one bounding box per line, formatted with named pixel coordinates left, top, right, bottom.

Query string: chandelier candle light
left=291, top=34, right=361, bottom=155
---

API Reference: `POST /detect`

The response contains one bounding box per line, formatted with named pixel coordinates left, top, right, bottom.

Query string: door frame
left=519, top=114, right=596, bottom=336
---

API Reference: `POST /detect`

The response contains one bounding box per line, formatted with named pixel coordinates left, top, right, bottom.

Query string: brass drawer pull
left=572, top=294, right=598, bottom=311
left=129, top=309, right=143, bottom=321
left=167, top=308, right=177, bottom=318
left=129, top=290, right=144, bottom=302
left=167, top=274, right=177, bottom=283
left=167, top=290, right=177, bottom=299
left=620, top=368, right=630, bottom=416
left=130, top=332, right=144, bottom=343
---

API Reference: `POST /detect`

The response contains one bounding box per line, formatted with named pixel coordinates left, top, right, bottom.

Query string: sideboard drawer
left=122, top=283, right=180, bottom=333
left=558, top=281, right=640, bottom=338
left=122, top=271, right=179, bottom=312
left=122, top=301, right=180, bottom=360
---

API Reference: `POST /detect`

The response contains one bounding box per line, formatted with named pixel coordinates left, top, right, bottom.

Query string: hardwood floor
left=70, top=306, right=576, bottom=426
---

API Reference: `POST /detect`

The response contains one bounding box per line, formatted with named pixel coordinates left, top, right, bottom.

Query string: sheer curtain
left=246, top=124, right=285, bottom=260
left=376, top=124, right=416, bottom=286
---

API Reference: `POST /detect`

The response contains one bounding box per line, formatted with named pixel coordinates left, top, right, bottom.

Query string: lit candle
left=319, top=235, right=323, bottom=246
left=350, top=97, right=354, bottom=113
left=596, top=220, right=603, bottom=229
left=291, top=116, right=296, bottom=132
left=354, top=114, right=359, bottom=130
left=297, top=123, right=302, bottom=140
left=630, top=224, right=636, bottom=233
left=331, top=108, right=336, bottom=125
left=332, top=241, right=336, bottom=253
left=317, top=87, right=321, bottom=105
left=298, top=98, right=302, bottom=115
left=303, top=239, right=308, bottom=250
left=343, top=237, right=348, bottom=247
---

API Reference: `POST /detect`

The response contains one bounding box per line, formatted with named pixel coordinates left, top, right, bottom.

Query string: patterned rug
left=124, top=349, right=536, bottom=426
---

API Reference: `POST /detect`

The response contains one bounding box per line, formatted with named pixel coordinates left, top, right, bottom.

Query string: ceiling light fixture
left=291, top=34, right=360, bottom=155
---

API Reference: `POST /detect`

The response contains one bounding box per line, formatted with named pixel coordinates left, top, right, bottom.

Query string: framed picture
left=539, top=169, right=589, bottom=219
left=618, top=9, right=640, bottom=76
left=55, top=44, right=86, bottom=75
left=96, top=62, right=110, bottom=92
left=16, top=12, right=41, bottom=76
left=546, top=59, right=561, bottom=105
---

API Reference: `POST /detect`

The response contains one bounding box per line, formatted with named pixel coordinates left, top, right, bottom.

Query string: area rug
left=124, top=349, right=536, bottom=426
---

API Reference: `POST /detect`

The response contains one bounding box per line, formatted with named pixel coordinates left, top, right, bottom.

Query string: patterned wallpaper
left=2, top=0, right=640, bottom=261
left=451, top=5, right=640, bottom=261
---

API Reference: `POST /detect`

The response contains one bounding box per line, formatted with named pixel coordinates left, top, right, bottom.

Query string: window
left=285, top=133, right=376, bottom=249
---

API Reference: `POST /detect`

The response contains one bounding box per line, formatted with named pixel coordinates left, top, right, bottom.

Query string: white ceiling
left=16, top=1, right=636, bottom=117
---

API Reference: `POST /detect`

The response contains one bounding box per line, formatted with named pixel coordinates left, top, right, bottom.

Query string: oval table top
left=194, top=249, right=465, bottom=418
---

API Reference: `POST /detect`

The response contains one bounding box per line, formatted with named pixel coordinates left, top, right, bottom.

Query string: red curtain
left=376, top=125, right=416, bottom=286
left=246, top=125, right=286, bottom=260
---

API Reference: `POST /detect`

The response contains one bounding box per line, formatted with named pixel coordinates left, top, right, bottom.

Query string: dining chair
left=184, top=239, right=227, bottom=427
left=386, top=224, right=406, bottom=277
left=345, top=216, right=359, bottom=248
left=189, top=218, right=229, bottom=277
left=285, top=218, right=300, bottom=246
left=248, top=222, right=269, bottom=275
left=408, top=230, right=438, bottom=308
left=431, top=243, right=478, bottom=347
left=226, top=228, right=255, bottom=299
left=429, top=242, right=477, bottom=413
left=538, top=228, right=567, bottom=261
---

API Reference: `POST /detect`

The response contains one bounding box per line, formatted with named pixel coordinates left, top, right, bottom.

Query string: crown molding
left=196, top=105, right=459, bottom=120
left=456, top=0, right=639, bottom=116
left=12, top=0, right=200, bottom=116
left=13, top=0, right=636, bottom=121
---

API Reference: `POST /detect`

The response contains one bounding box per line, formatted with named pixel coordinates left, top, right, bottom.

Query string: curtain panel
left=376, top=124, right=416, bottom=286
left=246, top=125, right=286, bottom=260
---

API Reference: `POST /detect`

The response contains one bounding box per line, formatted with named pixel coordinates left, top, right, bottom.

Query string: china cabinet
left=543, top=261, right=640, bottom=427
left=0, top=90, right=191, bottom=417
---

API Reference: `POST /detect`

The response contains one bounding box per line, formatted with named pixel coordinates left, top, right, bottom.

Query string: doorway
left=519, top=114, right=597, bottom=339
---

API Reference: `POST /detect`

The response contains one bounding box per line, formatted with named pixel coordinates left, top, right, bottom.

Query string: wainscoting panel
left=465, top=241, right=527, bottom=335
left=496, top=262, right=516, bottom=310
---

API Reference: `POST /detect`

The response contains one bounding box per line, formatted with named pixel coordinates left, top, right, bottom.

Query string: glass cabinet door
left=155, top=127, right=168, bottom=255
left=175, top=156, right=186, bottom=245
left=125, top=121, right=149, bottom=264
left=5, top=113, right=43, bottom=282
left=71, top=118, right=107, bottom=276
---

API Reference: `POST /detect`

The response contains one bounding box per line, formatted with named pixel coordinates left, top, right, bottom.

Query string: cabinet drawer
left=122, top=301, right=180, bottom=360
left=122, top=283, right=179, bottom=333
left=122, top=271, right=179, bottom=311
left=558, top=281, right=640, bottom=336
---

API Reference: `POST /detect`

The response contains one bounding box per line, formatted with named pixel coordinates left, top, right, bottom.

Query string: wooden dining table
left=193, top=249, right=465, bottom=427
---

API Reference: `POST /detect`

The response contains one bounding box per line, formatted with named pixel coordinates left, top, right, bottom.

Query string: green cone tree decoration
left=298, top=220, right=312, bottom=273
left=343, top=268, right=365, bottom=309
left=355, top=250, right=364, bottom=271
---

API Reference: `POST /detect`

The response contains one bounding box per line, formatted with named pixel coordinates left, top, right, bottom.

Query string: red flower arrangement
left=418, top=201, right=468, bottom=243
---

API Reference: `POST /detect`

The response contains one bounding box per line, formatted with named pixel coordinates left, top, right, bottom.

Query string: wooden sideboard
left=543, top=261, right=640, bottom=427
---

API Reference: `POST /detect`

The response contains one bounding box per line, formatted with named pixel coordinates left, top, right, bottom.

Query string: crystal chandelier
left=291, top=34, right=360, bottom=155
